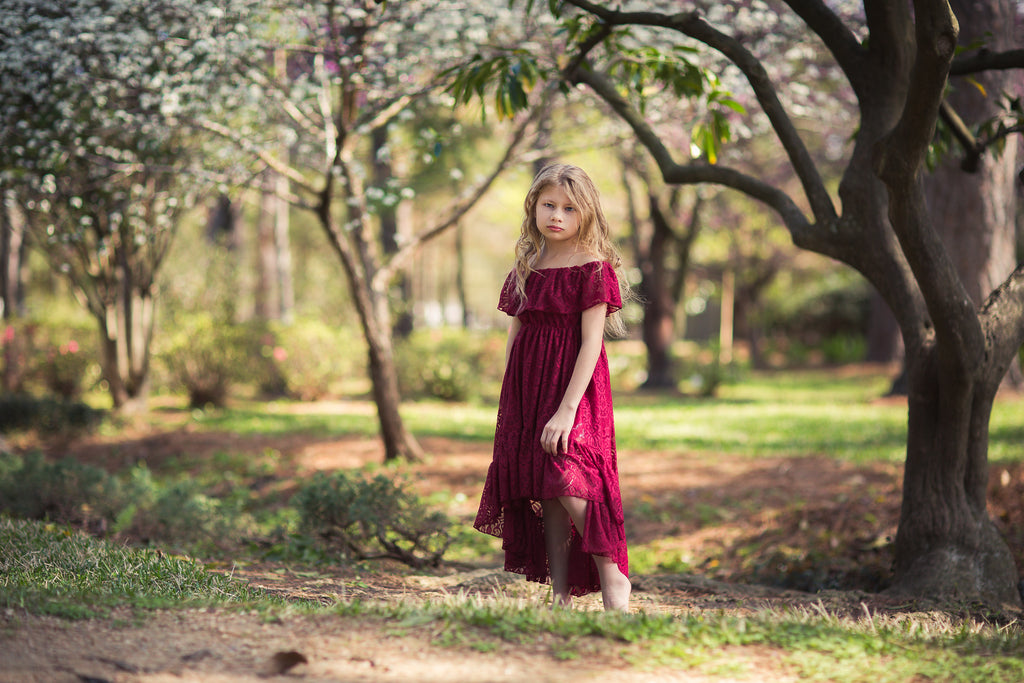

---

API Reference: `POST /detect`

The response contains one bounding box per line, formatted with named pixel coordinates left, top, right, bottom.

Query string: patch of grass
left=332, top=595, right=1024, bottom=683
left=0, top=517, right=280, bottom=619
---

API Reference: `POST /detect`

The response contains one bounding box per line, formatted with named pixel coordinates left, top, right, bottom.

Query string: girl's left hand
left=541, top=406, right=575, bottom=455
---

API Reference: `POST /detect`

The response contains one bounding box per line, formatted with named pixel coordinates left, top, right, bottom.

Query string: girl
left=474, top=163, right=631, bottom=611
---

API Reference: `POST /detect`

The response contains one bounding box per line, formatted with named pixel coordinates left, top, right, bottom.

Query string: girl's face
left=535, top=184, right=581, bottom=247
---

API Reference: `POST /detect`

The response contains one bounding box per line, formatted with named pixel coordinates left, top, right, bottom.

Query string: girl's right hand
left=541, top=406, right=576, bottom=456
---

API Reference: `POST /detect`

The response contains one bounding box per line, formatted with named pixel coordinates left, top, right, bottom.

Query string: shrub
left=116, top=473, right=255, bottom=554
left=41, top=339, right=93, bottom=399
left=157, top=313, right=251, bottom=407
left=292, top=471, right=452, bottom=568
left=395, top=328, right=504, bottom=402
left=260, top=319, right=367, bottom=400
left=0, top=395, right=104, bottom=434
left=0, top=452, right=124, bottom=529
left=1, top=319, right=37, bottom=393
left=0, top=454, right=254, bottom=555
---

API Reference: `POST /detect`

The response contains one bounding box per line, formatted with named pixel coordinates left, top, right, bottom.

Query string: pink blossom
left=67, top=340, right=79, bottom=353
left=273, top=346, right=288, bottom=362
left=2, top=326, right=13, bottom=344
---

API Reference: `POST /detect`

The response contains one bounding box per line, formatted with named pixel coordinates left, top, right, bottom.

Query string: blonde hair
left=513, top=163, right=629, bottom=337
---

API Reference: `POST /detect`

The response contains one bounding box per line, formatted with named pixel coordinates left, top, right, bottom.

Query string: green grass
left=0, top=517, right=281, bottom=619
left=179, top=368, right=1022, bottom=465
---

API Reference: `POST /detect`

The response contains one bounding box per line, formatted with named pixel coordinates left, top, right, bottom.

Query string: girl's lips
left=547, top=225, right=563, bottom=232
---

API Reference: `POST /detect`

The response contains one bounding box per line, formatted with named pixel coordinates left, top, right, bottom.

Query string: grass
left=0, top=517, right=282, bottom=619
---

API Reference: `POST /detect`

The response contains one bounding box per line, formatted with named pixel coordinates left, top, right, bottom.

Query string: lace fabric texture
left=474, top=261, right=629, bottom=596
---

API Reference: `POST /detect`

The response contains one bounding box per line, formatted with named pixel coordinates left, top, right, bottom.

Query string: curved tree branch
left=950, top=47, right=1024, bottom=75
left=979, top=264, right=1024, bottom=387
left=568, top=63, right=828, bottom=256
left=376, top=106, right=539, bottom=289
left=564, top=0, right=836, bottom=224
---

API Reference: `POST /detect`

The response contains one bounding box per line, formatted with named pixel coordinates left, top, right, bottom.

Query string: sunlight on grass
left=169, top=368, right=1021, bottom=466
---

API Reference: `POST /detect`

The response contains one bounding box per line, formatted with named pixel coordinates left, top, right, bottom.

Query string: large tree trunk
left=872, top=0, right=1020, bottom=605
left=890, top=344, right=1020, bottom=604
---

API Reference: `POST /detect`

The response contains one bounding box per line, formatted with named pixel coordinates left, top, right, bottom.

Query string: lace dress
left=474, top=261, right=629, bottom=596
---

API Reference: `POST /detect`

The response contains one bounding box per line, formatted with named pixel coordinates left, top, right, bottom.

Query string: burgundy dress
left=474, top=261, right=629, bottom=596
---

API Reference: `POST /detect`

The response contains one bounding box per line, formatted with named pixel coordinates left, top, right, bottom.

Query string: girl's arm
left=541, top=302, right=607, bottom=455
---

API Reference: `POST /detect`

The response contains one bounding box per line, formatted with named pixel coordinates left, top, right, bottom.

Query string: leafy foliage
left=395, top=328, right=505, bottom=402
left=157, top=313, right=253, bottom=408
left=293, top=471, right=452, bottom=568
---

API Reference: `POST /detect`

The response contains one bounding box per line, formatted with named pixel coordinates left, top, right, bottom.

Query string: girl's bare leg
left=558, top=496, right=631, bottom=612
left=540, top=499, right=572, bottom=607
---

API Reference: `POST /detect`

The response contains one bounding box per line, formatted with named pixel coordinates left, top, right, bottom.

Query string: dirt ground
left=3, top=400, right=1024, bottom=682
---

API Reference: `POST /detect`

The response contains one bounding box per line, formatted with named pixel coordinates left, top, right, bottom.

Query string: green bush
left=157, top=313, right=251, bottom=407
left=395, top=328, right=504, bottom=402
left=259, top=319, right=367, bottom=400
left=117, top=474, right=255, bottom=554
left=0, top=453, right=253, bottom=555
left=0, top=394, right=104, bottom=434
left=0, top=452, right=124, bottom=528
left=292, top=470, right=452, bottom=568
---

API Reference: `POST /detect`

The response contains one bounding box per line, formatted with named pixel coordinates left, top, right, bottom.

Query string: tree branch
left=374, top=108, right=539, bottom=290
left=950, top=48, right=1024, bottom=75
left=563, top=0, right=836, bottom=224
left=195, top=118, right=318, bottom=197
left=568, top=64, right=828, bottom=255
left=783, top=0, right=866, bottom=91
left=979, top=263, right=1024, bottom=386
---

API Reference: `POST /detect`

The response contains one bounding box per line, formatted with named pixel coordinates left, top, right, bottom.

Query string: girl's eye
left=565, top=207, right=574, bottom=212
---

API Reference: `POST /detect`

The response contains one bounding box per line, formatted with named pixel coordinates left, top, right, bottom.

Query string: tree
left=451, top=0, right=1024, bottom=604
left=198, top=0, right=538, bottom=460
left=0, top=0, right=258, bottom=411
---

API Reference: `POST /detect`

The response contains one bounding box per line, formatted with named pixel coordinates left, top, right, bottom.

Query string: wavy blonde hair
left=513, top=163, right=629, bottom=337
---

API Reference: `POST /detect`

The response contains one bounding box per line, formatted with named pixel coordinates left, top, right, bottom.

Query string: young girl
left=474, top=163, right=631, bottom=611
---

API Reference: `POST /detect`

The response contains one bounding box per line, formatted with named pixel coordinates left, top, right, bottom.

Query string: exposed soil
left=3, top=397, right=1024, bottom=682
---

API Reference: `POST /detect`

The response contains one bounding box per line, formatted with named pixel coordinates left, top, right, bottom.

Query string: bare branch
left=783, top=0, right=867, bottom=88
left=374, top=109, right=539, bottom=290
left=568, top=64, right=828, bottom=255
left=950, top=48, right=1024, bottom=76
left=980, top=263, right=1024, bottom=385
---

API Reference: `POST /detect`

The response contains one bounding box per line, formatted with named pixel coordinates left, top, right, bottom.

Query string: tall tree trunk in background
left=257, top=171, right=281, bottom=320
left=926, top=0, right=1022, bottom=388
left=374, top=125, right=413, bottom=337
left=1, top=187, right=29, bottom=392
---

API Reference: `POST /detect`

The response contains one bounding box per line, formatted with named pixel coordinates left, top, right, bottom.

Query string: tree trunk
left=890, top=344, right=1020, bottom=604
left=639, top=193, right=679, bottom=389
left=316, top=197, right=423, bottom=462
left=257, top=173, right=280, bottom=320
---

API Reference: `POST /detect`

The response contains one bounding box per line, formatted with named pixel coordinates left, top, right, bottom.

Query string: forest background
left=2, top=2, right=1024, bottom=679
